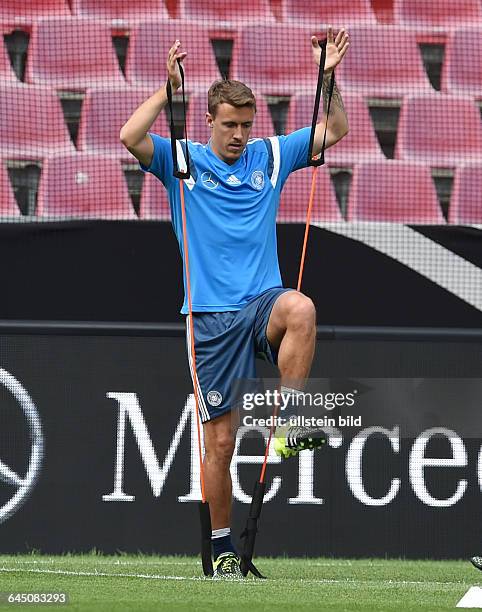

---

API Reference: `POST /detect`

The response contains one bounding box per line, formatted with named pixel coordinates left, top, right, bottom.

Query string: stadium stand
left=336, top=26, right=433, bottom=97
left=186, top=91, right=275, bottom=143
left=71, top=0, right=169, bottom=26
left=77, top=88, right=170, bottom=161
left=0, top=84, right=75, bottom=158
left=126, top=22, right=220, bottom=91
left=0, top=0, right=71, bottom=26
left=230, top=25, right=315, bottom=95
left=25, top=18, right=125, bottom=89
left=178, top=0, right=275, bottom=25
left=0, top=1, right=477, bottom=224
left=395, top=95, right=482, bottom=166
left=393, top=0, right=482, bottom=28
left=139, top=173, right=171, bottom=220
left=278, top=166, right=342, bottom=222
left=449, top=165, right=482, bottom=224
left=441, top=28, right=482, bottom=97
left=0, top=163, right=21, bottom=217
left=286, top=93, right=385, bottom=164
left=37, top=153, right=136, bottom=219
left=281, top=0, right=377, bottom=25
left=347, top=161, right=445, bottom=223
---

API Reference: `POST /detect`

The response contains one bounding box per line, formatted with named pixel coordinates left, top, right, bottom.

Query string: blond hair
left=207, top=80, right=256, bottom=117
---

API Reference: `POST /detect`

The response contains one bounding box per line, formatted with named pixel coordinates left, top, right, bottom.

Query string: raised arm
left=120, top=40, right=187, bottom=167
left=310, top=27, right=350, bottom=157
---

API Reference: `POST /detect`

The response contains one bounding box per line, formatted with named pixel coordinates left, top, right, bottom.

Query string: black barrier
left=0, top=329, right=481, bottom=558
left=1, top=221, right=482, bottom=327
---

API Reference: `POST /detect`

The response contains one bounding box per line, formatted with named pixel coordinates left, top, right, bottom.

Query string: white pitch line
left=0, top=567, right=209, bottom=582
left=0, top=559, right=465, bottom=569
left=0, top=559, right=198, bottom=567
left=0, top=566, right=469, bottom=588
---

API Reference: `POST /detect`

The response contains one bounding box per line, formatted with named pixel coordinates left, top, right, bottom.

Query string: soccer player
left=120, top=27, right=350, bottom=578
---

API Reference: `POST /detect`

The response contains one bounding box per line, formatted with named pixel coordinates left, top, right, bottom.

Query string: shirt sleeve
left=139, top=133, right=174, bottom=189
left=277, top=127, right=311, bottom=185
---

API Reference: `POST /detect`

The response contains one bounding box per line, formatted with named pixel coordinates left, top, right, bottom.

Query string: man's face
left=206, top=103, right=255, bottom=164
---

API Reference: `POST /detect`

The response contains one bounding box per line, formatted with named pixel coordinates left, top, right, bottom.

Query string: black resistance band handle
left=166, top=60, right=191, bottom=180
left=198, top=501, right=214, bottom=577
left=307, top=39, right=336, bottom=167
left=239, top=480, right=267, bottom=577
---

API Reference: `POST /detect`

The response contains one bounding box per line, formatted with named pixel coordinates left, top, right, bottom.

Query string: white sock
left=212, top=527, right=230, bottom=539
left=280, top=385, right=304, bottom=418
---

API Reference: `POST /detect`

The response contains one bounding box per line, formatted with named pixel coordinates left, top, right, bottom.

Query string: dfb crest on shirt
left=251, top=170, right=265, bottom=191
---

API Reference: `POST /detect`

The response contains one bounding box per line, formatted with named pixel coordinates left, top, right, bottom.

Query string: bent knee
left=285, top=293, right=316, bottom=329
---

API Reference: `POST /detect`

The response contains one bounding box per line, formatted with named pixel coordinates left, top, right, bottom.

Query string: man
left=120, top=27, right=349, bottom=578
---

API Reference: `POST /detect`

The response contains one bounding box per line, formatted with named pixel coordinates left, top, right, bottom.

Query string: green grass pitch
left=0, top=554, right=478, bottom=611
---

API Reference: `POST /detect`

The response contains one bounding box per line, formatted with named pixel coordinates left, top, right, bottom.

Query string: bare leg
left=202, top=411, right=235, bottom=530
left=266, top=291, right=316, bottom=389
left=266, top=291, right=325, bottom=456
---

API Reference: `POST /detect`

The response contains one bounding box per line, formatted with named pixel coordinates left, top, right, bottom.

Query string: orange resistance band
left=259, top=164, right=319, bottom=484
left=297, top=165, right=318, bottom=292
left=179, top=179, right=207, bottom=504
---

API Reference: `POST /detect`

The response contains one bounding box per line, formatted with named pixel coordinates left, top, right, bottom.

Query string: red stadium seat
left=286, top=93, right=385, bottom=164
left=71, top=0, right=169, bottom=27
left=230, top=25, right=316, bottom=96
left=78, top=87, right=170, bottom=161
left=394, top=0, right=482, bottom=28
left=0, top=84, right=75, bottom=158
left=281, top=0, right=377, bottom=25
left=0, top=163, right=21, bottom=217
left=336, top=26, right=433, bottom=97
left=278, top=166, right=342, bottom=222
left=37, top=153, right=136, bottom=219
left=178, top=0, right=275, bottom=26
left=347, top=161, right=444, bottom=223
left=126, top=22, right=220, bottom=91
left=395, top=95, right=482, bottom=166
left=0, top=39, right=17, bottom=83
left=139, top=173, right=171, bottom=220
left=25, top=18, right=125, bottom=89
left=371, top=0, right=395, bottom=24
left=0, top=0, right=71, bottom=26
left=449, top=166, right=482, bottom=224
left=441, top=28, right=482, bottom=97
left=186, top=92, right=275, bottom=144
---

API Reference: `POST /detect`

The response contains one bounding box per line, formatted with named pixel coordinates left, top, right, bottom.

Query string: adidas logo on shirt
left=226, top=174, right=241, bottom=186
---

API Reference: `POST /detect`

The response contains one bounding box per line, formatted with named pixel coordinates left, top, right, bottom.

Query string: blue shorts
left=185, top=287, right=294, bottom=422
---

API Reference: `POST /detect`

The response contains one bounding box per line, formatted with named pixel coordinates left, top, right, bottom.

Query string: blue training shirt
left=140, top=127, right=311, bottom=313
